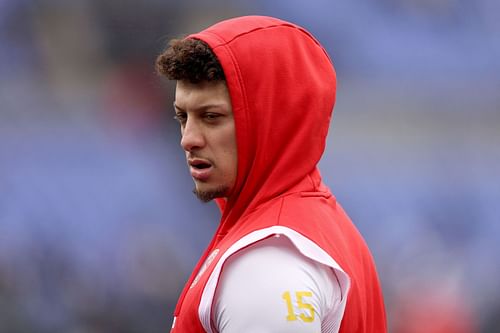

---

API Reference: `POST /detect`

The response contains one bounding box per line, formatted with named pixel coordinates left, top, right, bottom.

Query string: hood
left=188, top=16, right=336, bottom=233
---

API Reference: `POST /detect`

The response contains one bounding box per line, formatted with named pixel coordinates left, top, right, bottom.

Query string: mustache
left=186, top=154, right=214, bottom=164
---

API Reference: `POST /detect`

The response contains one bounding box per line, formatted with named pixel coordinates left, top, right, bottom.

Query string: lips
left=188, top=158, right=213, bottom=181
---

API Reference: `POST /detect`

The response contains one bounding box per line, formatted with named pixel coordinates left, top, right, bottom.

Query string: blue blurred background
left=1, top=0, right=499, bottom=332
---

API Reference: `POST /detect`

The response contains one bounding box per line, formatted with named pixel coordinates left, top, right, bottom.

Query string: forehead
left=175, top=80, right=231, bottom=110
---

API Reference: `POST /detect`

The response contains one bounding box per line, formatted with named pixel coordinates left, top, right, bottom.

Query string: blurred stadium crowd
left=1, top=0, right=499, bottom=332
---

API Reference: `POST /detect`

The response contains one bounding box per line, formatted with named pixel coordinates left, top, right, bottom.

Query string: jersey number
left=282, top=291, right=315, bottom=323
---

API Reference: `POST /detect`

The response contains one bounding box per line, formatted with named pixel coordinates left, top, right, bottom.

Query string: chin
left=193, top=185, right=229, bottom=203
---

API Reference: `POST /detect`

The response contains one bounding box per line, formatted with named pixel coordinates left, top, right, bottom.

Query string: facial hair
left=193, top=185, right=229, bottom=203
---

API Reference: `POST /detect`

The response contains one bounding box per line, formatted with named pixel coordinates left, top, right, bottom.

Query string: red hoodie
left=169, top=15, right=387, bottom=332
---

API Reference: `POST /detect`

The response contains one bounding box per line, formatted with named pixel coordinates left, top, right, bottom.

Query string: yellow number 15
left=282, top=291, right=315, bottom=323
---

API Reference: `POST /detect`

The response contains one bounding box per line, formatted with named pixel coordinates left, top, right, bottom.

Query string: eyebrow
left=173, top=102, right=229, bottom=113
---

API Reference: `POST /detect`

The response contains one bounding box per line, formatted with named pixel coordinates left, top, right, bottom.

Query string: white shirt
left=212, top=235, right=343, bottom=332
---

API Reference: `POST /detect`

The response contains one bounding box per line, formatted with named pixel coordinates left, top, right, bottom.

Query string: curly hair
left=156, top=38, right=225, bottom=83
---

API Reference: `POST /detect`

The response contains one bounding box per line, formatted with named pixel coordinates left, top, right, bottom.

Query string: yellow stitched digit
left=296, top=291, right=315, bottom=322
left=282, top=291, right=298, bottom=321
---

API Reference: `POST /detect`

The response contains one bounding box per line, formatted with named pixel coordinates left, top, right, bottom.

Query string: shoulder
left=212, top=235, right=342, bottom=332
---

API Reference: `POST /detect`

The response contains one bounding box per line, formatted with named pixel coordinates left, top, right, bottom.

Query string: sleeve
left=212, top=234, right=342, bottom=333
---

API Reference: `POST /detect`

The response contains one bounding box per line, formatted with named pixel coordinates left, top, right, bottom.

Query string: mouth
left=188, top=159, right=213, bottom=181
left=191, top=161, right=212, bottom=169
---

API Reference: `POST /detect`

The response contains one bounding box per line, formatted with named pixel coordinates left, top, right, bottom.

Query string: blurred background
left=1, top=0, right=499, bottom=332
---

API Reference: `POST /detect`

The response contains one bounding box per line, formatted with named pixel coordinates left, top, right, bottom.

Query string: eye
left=204, top=113, right=221, bottom=122
left=174, top=112, right=187, bottom=124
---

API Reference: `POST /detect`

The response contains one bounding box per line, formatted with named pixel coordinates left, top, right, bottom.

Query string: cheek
left=228, top=134, right=238, bottom=173
left=220, top=141, right=238, bottom=173
left=230, top=146, right=238, bottom=174
left=218, top=128, right=237, bottom=161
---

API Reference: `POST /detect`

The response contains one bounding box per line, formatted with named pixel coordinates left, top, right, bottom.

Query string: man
left=156, top=15, right=386, bottom=332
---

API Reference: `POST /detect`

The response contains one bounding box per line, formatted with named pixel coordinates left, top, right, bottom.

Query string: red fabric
left=170, top=16, right=386, bottom=332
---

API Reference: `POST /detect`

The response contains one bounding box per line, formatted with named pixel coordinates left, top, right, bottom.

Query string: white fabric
left=198, top=226, right=350, bottom=333
left=212, top=235, right=343, bottom=332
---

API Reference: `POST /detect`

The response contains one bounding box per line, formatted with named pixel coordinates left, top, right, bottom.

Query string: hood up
left=188, top=16, right=336, bottom=234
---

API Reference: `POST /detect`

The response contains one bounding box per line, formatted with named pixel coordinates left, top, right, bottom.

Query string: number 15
left=282, top=291, right=315, bottom=323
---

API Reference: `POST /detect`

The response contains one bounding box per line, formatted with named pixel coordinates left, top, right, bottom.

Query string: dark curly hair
left=156, top=38, right=225, bottom=83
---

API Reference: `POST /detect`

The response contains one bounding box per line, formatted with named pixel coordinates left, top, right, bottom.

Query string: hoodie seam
left=204, top=23, right=311, bottom=46
left=307, top=173, right=317, bottom=191
left=275, top=197, right=286, bottom=226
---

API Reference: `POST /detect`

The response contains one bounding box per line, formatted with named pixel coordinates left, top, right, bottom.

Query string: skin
left=173, top=80, right=238, bottom=202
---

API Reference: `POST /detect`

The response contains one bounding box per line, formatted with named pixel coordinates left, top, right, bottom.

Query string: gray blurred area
left=0, top=0, right=499, bottom=332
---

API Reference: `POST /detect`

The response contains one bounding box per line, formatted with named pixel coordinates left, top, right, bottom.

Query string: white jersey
left=212, top=235, right=343, bottom=332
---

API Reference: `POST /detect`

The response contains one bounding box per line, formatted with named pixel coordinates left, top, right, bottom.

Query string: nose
left=180, top=118, right=204, bottom=152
